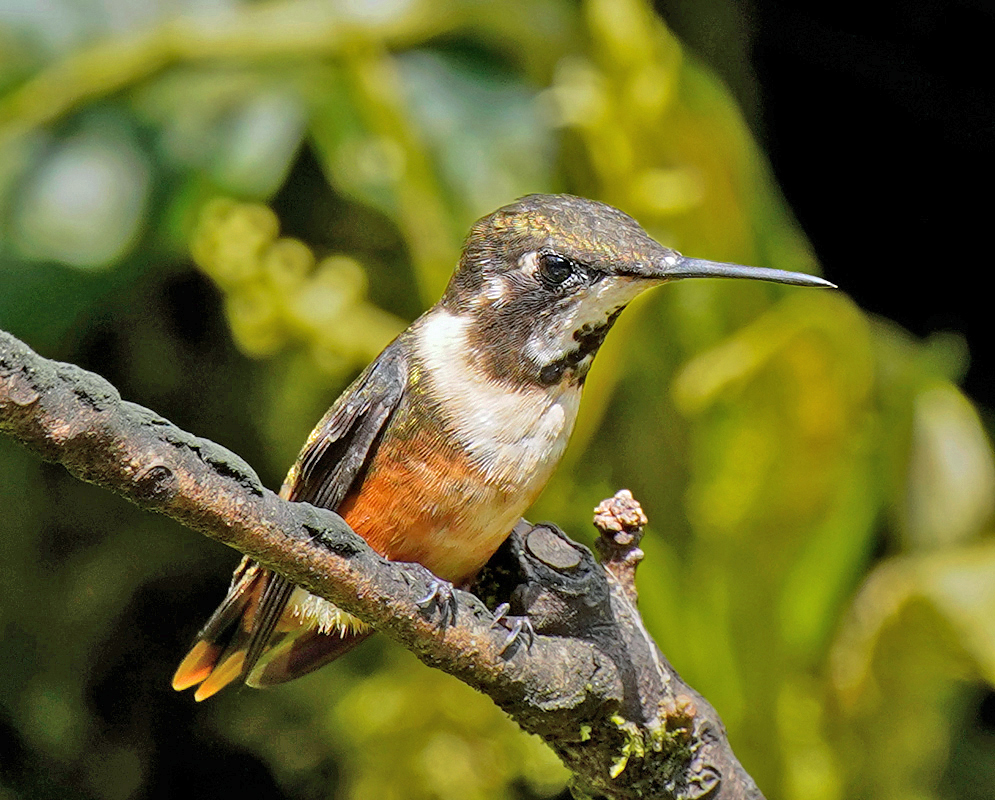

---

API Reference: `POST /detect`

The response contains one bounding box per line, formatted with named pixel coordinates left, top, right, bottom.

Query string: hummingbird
left=173, top=194, right=833, bottom=700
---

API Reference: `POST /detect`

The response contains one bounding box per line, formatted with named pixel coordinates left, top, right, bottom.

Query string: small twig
left=594, top=489, right=648, bottom=605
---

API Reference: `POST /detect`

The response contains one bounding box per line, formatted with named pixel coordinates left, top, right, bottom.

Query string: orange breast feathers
left=335, top=419, right=545, bottom=587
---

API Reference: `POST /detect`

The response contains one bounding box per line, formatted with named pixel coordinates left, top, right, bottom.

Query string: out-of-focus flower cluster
left=190, top=198, right=403, bottom=372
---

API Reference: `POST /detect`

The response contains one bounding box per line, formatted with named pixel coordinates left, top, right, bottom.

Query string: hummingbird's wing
left=173, top=340, right=409, bottom=698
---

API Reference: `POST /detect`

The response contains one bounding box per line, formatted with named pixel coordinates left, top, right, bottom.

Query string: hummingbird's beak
left=655, top=255, right=836, bottom=289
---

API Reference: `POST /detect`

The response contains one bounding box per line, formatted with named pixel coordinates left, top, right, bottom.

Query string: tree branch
left=0, top=328, right=763, bottom=800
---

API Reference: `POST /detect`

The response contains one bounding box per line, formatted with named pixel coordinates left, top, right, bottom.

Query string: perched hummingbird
left=173, top=194, right=833, bottom=700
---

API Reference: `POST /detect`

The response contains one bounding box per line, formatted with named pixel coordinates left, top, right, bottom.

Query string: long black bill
left=666, top=256, right=836, bottom=289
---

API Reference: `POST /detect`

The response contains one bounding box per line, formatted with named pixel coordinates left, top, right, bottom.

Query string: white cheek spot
left=519, top=250, right=540, bottom=276
left=477, top=275, right=509, bottom=307
left=475, top=251, right=541, bottom=309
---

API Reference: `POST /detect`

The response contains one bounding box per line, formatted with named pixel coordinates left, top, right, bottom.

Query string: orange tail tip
left=194, top=651, right=247, bottom=702
left=172, top=641, right=250, bottom=701
left=172, top=557, right=270, bottom=699
left=172, top=640, right=222, bottom=692
left=175, top=562, right=376, bottom=698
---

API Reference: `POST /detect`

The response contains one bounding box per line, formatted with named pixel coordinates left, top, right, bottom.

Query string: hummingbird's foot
left=417, top=577, right=457, bottom=628
left=491, top=603, right=535, bottom=655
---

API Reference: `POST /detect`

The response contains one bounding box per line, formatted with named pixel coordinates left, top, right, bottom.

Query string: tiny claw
left=417, top=577, right=457, bottom=628
left=490, top=603, right=535, bottom=655
left=499, top=617, right=535, bottom=655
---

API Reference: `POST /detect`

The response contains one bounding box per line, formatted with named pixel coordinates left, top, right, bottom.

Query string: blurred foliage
left=190, top=198, right=403, bottom=366
left=1, top=1, right=994, bottom=799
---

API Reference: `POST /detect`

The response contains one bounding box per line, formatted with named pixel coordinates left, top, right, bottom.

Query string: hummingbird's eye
left=538, top=253, right=575, bottom=287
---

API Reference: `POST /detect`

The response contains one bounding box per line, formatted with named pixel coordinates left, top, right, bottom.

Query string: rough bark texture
left=0, top=329, right=764, bottom=800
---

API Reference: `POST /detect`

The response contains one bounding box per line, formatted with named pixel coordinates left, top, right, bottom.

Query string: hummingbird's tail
left=245, top=622, right=371, bottom=688
left=172, top=557, right=370, bottom=700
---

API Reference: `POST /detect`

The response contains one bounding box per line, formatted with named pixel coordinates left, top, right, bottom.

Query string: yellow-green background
left=1, top=1, right=993, bottom=798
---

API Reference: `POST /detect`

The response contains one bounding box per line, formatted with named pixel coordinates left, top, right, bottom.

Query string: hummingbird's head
left=440, top=194, right=832, bottom=388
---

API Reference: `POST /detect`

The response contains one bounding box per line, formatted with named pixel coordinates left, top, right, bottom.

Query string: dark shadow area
left=658, top=0, right=995, bottom=409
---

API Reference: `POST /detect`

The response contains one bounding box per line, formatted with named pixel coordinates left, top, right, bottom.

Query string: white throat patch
left=523, top=274, right=648, bottom=374
left=413, top=309, right=581, bottom=490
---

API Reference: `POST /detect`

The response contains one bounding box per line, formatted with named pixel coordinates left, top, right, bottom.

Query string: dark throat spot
left=537, top=306, right=624, bottom=386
